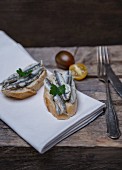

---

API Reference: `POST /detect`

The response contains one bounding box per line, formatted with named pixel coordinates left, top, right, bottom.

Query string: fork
left=97, top=46, right=121, bottom=139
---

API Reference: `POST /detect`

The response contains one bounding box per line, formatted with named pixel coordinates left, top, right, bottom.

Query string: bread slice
left=2, top=70, right=47, bottom=99
left=44, top=88, right=77, bottom=120
left=43, top=70, right=77, bottom=120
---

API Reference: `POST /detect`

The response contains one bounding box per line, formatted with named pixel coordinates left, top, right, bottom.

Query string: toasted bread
left=43, top=70, right=77, bottom=120
left=2, top=69, right=47, bottom=99
left=44, top=88, right=77, bottom=120
left=1, top=60, right=47, bottom=99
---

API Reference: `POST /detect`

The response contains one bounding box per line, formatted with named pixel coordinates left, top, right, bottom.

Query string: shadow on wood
left=0, top=147, right=122, bottom=170
left=0, top=0, right=122, bottom=46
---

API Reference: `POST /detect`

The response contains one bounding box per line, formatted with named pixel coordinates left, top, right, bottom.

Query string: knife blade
left=106, top=64, right=122, bottom=98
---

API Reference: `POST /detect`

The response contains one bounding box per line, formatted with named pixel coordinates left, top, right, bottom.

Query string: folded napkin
left=0, top=31, right=105, bottom=153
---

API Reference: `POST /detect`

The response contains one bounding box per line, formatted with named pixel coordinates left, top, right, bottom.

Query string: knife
left=106, top=64, right=122, bottom=98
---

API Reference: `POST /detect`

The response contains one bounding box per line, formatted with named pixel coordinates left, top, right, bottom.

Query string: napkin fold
left=0, top=31, right=105, bottom=153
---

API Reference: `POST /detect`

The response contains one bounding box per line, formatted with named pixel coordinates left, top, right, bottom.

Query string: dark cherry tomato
left=55, top=51, right=75, bottom=69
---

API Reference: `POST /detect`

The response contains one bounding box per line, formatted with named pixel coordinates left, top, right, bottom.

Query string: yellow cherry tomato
left=69, top=63, right=88, bottom=80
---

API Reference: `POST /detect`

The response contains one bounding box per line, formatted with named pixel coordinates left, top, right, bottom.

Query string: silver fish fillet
left=64, top=70, right=72, bottom=85
left=69, top=77, right=77, bottom=104
left=44, top=78, right=52, bottom=91
left=44, top=77, right=67, bottom=114
left=3, top=66, right=44, bottom=90
left=54, top=103, right=61, bottom=115
left=54, top=70, right=71, bottom=101
left=53, top=95, right=66, bottom=114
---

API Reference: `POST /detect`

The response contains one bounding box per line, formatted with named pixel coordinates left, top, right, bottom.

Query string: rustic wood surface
left=0, top=147, right=122, bottom=170
left=0, top=46, right=122, bottom=169
left=0, top=1, right=122, bottom=47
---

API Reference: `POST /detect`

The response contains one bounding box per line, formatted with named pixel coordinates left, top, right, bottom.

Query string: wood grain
left=0, top=1, right=122, bottom=46
left=26, top=47, right=122, bottom=77
left=0, top=46, right=122, bottom=169
left=0, top=147, right=122, bottom=170
left=0, top=47, right=122, bottom=147
left=0, top=103, right=122, bottom=147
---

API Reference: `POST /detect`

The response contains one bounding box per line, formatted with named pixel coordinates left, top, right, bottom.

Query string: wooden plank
left=0, top=103, right=121, bottom=147
left=0, top=46, right=122, bottom=169
left=26, top=47, right=122, bottom=77
left=75, top=46, right=122, bottom=76
left=26, top=47, right=77, bottom=67
left=75, top=46, right=122, bottom=62
left=0, top=147, right=122, bottom=170
left=76, top=78, right=122, bottom=101
left=0, top=1, right=122, bottom=46
left=0, top=47, right=122, bottom=148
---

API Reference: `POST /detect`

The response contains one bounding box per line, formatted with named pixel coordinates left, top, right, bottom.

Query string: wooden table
left=0, top=1, right=122, bottom=47
left=0, top=46, right=122, bottom=169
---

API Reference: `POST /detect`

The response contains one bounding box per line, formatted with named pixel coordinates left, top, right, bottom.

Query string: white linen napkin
left=0, top=31, right=105, bottom=153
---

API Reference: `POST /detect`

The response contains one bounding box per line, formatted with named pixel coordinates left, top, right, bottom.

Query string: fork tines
left=97, top=46, right=110, bottom=77
left=99, top=46, right=110, bottom=64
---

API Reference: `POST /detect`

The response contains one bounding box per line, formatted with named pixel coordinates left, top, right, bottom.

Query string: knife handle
left=106, top=81, right=121, bottom=139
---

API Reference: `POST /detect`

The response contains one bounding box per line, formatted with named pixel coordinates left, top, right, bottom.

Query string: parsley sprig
left=50, top=84, right=65, bottom=96
left=16, top=68, right=32, bottom=77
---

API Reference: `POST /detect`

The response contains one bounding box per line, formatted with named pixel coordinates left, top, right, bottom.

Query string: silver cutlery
left=97, top=46, right=121, bottom=139
left=103, top=47, right=122, bottom=98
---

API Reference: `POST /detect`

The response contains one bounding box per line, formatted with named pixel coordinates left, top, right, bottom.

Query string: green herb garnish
left=50, top=84, right=66, bottom=96
left=16, top=68, right=32, bottom=77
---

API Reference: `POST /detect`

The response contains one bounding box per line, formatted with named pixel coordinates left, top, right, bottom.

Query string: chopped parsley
left=50, top=84, right=65, bottom=96
left=16, top=68, right=32, bottom=77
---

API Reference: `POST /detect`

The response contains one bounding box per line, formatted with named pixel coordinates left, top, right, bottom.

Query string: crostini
left=1, top=60, right=47, bottom=99
left=44, top=70, right=77, bottom=120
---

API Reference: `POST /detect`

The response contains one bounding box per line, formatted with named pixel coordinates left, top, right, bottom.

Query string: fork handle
left=106, top=80, right=121, bottom=139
